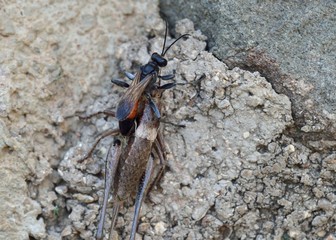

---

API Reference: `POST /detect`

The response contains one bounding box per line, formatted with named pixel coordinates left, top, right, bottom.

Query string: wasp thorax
left=151, top=52, right=167, bottom=67
left=141, top=62, right=158, bottom=76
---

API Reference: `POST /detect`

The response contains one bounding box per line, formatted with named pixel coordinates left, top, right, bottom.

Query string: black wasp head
left=151, top=52, right=167, bottom=67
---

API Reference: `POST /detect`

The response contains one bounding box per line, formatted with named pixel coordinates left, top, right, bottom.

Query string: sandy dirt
left=0, top=1, right=335, bottom=240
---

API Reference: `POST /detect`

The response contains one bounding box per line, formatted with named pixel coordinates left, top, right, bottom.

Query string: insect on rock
left=112, top=24, right=189, bottom=136
left=78, top=22, right=189, bottom=240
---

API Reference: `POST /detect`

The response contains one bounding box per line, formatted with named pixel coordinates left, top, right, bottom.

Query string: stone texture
left=59, top=18, right=336, bottom=239
left=159, top=0, right=336, bottom=149
left=0, top=0, right=161, bottom=239
left=1, top=1, right=336, bottom=240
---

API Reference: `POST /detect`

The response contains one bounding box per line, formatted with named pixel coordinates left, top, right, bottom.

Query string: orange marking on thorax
left=127, top=100, right=139, bottom=119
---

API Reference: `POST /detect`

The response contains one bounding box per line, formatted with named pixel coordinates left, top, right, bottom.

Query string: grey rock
left=2, top=1, right=336, bottom=240
left=160, top=0, right=336, bottom=148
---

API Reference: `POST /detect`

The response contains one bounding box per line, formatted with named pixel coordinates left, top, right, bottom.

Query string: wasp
left=78, top=22, right=189, bottom=239
left=111, top=22, right=189, bottom=135
left=79, top=22, right=188, bottom=160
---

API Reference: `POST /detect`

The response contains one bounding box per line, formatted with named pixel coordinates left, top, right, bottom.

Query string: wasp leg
left=78, top=129, right=119, bottom=163
left=111, top=79, right=130, bottom=88
left=147, top=95, right=161, bottom=119
left=130, top=156, right=155, bottom=240
left=159, top=73, right=175, bottom=80
left=77, top=110, right=115, bottom=120
left=160, top=119, right=186, bottom=128
left=125, top=71, right=135, bottom=80
left=96, top=140, right=122, bottom=240
left=159, top=82, right=176, bottom=90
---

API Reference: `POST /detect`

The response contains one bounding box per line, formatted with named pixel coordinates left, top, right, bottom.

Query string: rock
left=2, top=1, right=336, bottom=239
left=160, top=0, right=336, bottom=150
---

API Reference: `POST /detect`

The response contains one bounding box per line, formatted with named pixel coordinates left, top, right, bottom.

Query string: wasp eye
left=151, top=53, right=167, bottom=67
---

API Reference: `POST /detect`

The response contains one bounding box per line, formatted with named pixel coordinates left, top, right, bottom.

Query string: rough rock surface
left=1, top=1, right=336, bottom=240
left=159, top=0, right=336, bottom=149
left=59, top=18, right=336, bottom=240
left=0, top=0, right=161, bottom=239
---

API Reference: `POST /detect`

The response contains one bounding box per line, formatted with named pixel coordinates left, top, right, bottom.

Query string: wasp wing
left=116, top=71, right=156, bottom=121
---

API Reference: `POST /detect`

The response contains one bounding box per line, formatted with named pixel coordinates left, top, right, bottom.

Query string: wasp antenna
left=161, top=20, right=169, bottom=56
left=162, top=33, right=190, bottom=56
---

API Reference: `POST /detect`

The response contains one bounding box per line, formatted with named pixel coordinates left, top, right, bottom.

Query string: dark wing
left=116, top=71, right=155, bottom=121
